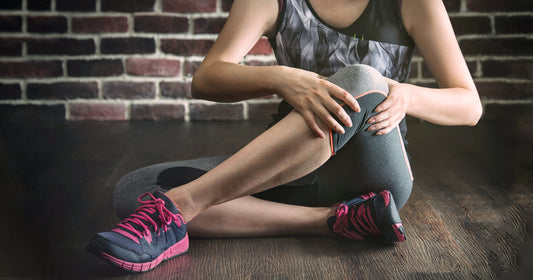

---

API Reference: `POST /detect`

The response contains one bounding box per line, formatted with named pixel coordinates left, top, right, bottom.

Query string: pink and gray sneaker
left=87, top=191, right=188, bottom=272
left=327, top=190, right=406, bottom=243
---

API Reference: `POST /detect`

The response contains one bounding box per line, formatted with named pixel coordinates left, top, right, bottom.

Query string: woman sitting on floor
left=87, top=0, right=482, bottom=273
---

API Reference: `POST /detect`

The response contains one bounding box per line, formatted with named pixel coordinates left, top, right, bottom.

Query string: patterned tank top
left=269, top=0, right=415, bottom=140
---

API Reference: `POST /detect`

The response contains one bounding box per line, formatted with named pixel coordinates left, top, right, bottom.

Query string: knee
left=327, top=64, right=389, bottom=97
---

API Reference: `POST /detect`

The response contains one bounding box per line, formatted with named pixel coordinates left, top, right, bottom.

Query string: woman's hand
left=367, top=79, right=411, bottom=135
left=276, top=67, right=360, bottom=138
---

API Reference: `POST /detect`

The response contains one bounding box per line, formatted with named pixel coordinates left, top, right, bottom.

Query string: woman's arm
left=367, top=0, right=483, bottom=135
left=191, top=0, right=280, bottom=102
left=192, top=0, right=359, bottom=138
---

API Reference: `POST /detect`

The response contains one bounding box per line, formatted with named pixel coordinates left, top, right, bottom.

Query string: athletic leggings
left=114, top=65, right=413, bottom=220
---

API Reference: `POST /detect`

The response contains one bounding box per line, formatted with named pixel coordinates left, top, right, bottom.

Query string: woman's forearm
left=403, top=83, right=483, bottom=126
left=192, top=61, right=284, bottom=102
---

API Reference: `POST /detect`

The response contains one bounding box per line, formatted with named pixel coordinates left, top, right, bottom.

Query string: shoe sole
left=87, top=233, right=189, bottom=273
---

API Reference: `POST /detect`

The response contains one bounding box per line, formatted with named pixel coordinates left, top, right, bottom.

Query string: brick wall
left=0, top=0, right=531, bottom=122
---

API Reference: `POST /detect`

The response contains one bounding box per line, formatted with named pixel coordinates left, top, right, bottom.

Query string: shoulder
left=400, top=0, right=449, bottom=36
left=227, top=0, right=281, bottom=37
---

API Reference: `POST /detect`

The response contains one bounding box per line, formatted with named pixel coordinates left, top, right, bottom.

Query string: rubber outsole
left=87, top=233, right=189, bottom=273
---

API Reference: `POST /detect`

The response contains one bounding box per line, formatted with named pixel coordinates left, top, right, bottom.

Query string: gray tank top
left=269, top=0, right=415, bottom=140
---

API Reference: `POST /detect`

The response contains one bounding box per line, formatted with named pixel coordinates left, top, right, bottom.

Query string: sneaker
left=327, top=190, right=406, bottom=242
left=87, top=191, right=188, bottom=272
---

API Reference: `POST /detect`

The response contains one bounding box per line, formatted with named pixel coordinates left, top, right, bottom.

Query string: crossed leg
left=113, top=65, right=413, bottom=238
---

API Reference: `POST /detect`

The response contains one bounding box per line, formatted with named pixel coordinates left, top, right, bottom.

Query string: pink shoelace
left=112, top=193, right=184, bottom=244
left=332, top=201, right=382, bottom=240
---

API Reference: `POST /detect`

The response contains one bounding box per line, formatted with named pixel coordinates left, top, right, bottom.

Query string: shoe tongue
left=120, top=192, right=178, bottom=233
left=153, top=191, right=180, bottom=215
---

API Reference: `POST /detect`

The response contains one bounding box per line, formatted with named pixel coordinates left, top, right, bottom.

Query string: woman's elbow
left=466, top=97, right=483, bottom=126
left=191, top=72, right=208, bottom=100
left=190, top=79, right=202, bottom=100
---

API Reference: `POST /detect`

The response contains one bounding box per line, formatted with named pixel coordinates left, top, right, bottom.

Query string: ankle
left=322, top=206, right=338, bottom=237
left=164, top=188, right=199, bottom=223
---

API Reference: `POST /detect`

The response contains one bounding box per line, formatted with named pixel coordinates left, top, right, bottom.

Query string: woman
left=87, top=0, right=482, bottom=273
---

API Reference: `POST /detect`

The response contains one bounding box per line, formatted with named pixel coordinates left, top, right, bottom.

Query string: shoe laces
left=112, top=193, right=184, bottom=243
left=332, top=200, right=382, bottom=240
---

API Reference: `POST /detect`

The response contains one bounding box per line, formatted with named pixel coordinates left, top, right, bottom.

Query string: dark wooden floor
left=1, top=116, right=531, bottom=279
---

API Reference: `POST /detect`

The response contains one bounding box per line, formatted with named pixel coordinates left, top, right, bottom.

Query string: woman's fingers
left=366, top=89, right=407, bottom=135
left=325, top=80, right=361, bottom=112
left=306, top=96, right=344, bottom=134
left=323, top=98, right=352, bottom=129
left=301, top=111, right=325, bottom=138
left=320, top=80, right=359, bottom=128
left=368, top=107, right=403, bottom=135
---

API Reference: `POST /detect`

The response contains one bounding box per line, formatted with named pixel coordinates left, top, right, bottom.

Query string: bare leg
left=89, top=65, right=408, bottom=273
left=188, top=196, right=333, bottom=238
left=166, top=110, right=332, bottom=222
left=111, top=65, right=411, bottom=238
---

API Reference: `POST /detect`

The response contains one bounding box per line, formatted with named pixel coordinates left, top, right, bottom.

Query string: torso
left=270, top=0, right=414, bottom=80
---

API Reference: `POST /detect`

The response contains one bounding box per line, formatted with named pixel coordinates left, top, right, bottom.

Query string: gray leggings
left=114, top=65, right=413, bottom=219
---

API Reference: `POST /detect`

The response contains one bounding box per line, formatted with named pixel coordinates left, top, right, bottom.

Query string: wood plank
left=408, top=121, right=531, bottom=279
left=2, top=119, right=529, bottom=279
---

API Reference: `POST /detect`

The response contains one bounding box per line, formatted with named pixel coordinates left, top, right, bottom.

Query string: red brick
left=450, top=16, right=491, bottom=36
left=68, top=59, right=123, bottom=77
left=69, top=102, right=127, bottom=121
left=194, top=17, right=227, bottom=34
left=475, top=81, right=532, bottom=99
left=161, top=39, right=214, bottom=56
left=460, top=38, right=533, bottom=56
left=467, top=0, right=532, bottom=12
left=0, top=39, right=23, bottom=56
left=221, top=0, right=234, bottom=12
left=27, top=38, right=95, bottom=55
left=0, top=61, right=62, bottom=78
left=131, top=104, right=185, bottom=121
left=482, top=59, right=533, bottom=79
left=495, top=16, right=533, bottom=34
left=27, top=82, right=98, bottom=99
left=102, top=0, right=154, bottom=12
left=162, top=0, right=216, bottom=13
left=248, top=102, right=279, bottom=121
left=101, top=37, right=155, bottom=54
left=184, top=60, right=201, bottom=77
left=72, top=16, right=128, bottom=33
left=56, top=0, right=95, bottom=11
left=27, top=16, right=67, bottom=34
left=160, top=81, right=191, bottom=99
left=1, top=1, right=22, bottom=10
left=103, top=81, right=156, bottom=99
left=28, top=0, right=51, bottom=10
left=0, top=16, right=22, bottom=32
left=248, top=38, right=273, bottom=55
left=0, top=84, right=22, bottom=100
left=189, top=103, right=243, bottom=121
left=134, top=15, right=188, bottom=34
left=126, top=58, right=180, bottom=77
